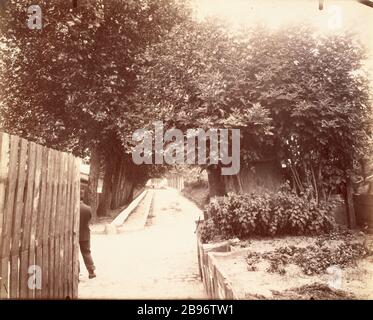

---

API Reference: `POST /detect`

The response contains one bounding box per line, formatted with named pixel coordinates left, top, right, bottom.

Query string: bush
left=200, top=187, right=336, bottom=242
left=247, top=241, right=370, bottom=275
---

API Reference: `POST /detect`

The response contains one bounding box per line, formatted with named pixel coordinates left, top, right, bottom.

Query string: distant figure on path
left=80, top=199, right=96, bottom=279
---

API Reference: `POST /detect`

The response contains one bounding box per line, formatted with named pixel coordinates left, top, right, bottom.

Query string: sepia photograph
left=0, top=0, right=373, bottom=306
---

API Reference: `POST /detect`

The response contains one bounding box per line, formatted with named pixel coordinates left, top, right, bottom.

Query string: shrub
left=199, top=219, right=218, bottom=243
left=200, top=187, right=336, bottom=242
left=247, top=241, right=370, bottom=275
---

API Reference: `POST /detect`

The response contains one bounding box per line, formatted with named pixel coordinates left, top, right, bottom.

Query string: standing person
left=80, top=199, right=96, bottom=279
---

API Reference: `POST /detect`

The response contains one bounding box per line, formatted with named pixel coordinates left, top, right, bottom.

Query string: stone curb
left=196, top=228, right=240, bottom=300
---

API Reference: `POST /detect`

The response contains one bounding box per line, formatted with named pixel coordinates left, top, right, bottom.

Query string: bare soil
left=215, top=233, right=373, bottom=300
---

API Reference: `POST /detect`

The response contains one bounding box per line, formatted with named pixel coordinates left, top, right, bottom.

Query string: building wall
left=222, top=160, right=284, bottom=195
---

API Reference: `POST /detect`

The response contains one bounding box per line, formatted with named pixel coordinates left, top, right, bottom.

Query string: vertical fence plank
left=0, top=133, right=10, bottom=299
left=35, top=147, right=48, bottom=299
left=53, top=151, right=63, bottom=298
left=10, top=138, right=28, bottom=298
left=61, top=153, right=68, bottom=299
left=72, top=157, right=80, bottom=299
left=2, top=135, right=20, bottom=298
left=48, top=150, right=58, bottom=299
left=67, top=155, right=75, bottom=298
left=65, top=155, right=71, bottom=299
left=27, top=144, right=43, bottom=298
left=53, top=150, right=60, bottom=299
left=68, top=155, right=75, bottom=298
left=19, top=142, right=37, bottom=298
left=59, top=153, right=67, bottom=299
left=63, top=154, right=73, bottom=298
left=56, top=152, right=64, bottom=299
left=41, top=148, right=53, bottom=298
left=64, top=155, right=70, bottom=298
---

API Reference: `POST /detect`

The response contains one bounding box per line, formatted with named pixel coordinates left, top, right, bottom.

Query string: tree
left=0, top=0, right=189, bottom=216
left=244, top=25, right=371, bottom=198
left=135, top=19, right=274, bottom=196
left=136, top=20, right=372, bottom=210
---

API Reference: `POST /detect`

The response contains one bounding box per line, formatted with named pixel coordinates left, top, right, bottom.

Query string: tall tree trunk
left=207, top=165, right=225, bottom=198
left=118, top=160, right=127, bottom=206
left=97, top=153, right=116, bottom=217
left=110, top=159, right=123, bottom=209
left=345, top=178, right=357, bottom=229
left=123, top=162, right=136, bottom=205
left=110, top=158, right=136, bottom=209
left=84, top=145, right=101, bottom=220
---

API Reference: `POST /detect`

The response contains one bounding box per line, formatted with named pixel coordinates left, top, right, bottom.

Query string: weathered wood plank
left=64, top=155, right=70, bottom=298
left=19, top=142, right=37, bottom=298
left=0, top=133, right=10, bottom=299
left=69, top=155, right=76, bottom=298
left=61, top=153, right=69, bottom=299
left=41, top=148, right=53, bottom=298
left=54, top=151, right=64, bottom=298
left=70, top=155, right=77, bottom=298
left=48, top=150, right=58, bottom=299
left=54, top=153, right=65, bottom=299
left=1, top=135, right=19, bottom=298
left=35, top=147, right=48, bottom=299
left=64, top=154, right=73, bottom=298
left=59, top=152, right=68, bottom=299
left=27, top=144, right=43, bottom=298
left=72, top=157, right=81, bottom=299
left=69, top=155, right=75, bottom=298
left=10, top=138, right=28, bottom=298
left=0, top=133, right=8, bottom=239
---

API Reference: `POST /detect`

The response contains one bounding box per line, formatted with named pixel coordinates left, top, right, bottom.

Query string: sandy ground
left=217, top=236, right=373, bottom=299
left=78, top=188, right=206, bottom=299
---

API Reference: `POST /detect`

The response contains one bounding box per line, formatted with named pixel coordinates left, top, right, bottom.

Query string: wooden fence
left=0, top=132, right=81, bottom=299
left=167, top=175, right=184, bottom=191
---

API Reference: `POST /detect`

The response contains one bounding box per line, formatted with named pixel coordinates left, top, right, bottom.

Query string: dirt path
left=78, top=188, right=206, bottom=299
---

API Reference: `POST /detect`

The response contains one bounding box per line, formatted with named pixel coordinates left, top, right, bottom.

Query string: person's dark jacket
left=80, top=202, right=92, bottom=242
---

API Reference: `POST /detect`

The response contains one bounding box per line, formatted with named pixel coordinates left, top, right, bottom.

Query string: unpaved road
left=78, top=188, right=206, bottom=299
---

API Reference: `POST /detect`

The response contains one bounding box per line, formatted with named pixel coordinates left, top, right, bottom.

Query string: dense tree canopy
left=0, top=0, right=190, bottom=216
left=136, top=21, right=372, bottom=199
left=0, top=1, right=372, bottom=215
left=0, top=0, right=188, bottom=156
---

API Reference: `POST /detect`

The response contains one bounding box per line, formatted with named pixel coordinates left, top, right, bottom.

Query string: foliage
left=1, top=3, right=372, bottom=203
left=0, top=0, right=189, bottom=157
left=246, top=238, right=371, bottom=276
left=136, top=19, right=274, bottom=160
left=0, top=0, right=191, bottom=204
left=200, top=186, right=336, bottom=242
left=137, top=20, right=372, bottom=198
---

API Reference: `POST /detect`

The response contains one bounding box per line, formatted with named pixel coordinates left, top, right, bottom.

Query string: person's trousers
left=79, top=240, right=95, bottom=272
